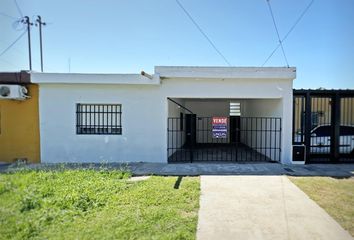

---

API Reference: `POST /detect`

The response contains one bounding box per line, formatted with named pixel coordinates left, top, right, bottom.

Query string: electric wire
left=0, top=12, right=18, bottom=20
left=266, top=0, right=289, bottom=67
left=175, top=0, right=232, bottom=66
left=13, top=0, right=23, bottom=18
left=0, top=12, right=24, bottom=31
left=0, top=58, right=18, bottom=68
left=0, top=30, right=27, bottom=57
left=262, top=0, right=314, bottom=66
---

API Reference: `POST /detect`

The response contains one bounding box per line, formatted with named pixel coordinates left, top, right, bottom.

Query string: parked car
left=294, top=125, right=354, bottom=154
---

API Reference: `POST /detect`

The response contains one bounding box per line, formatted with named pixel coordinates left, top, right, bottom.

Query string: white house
left=32, top=66, right=296, bottom=164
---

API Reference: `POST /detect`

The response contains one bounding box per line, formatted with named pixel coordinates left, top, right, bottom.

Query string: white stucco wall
left=33, top=67, right=294, bottom=164
left=38, top=84, right=166, bottom=163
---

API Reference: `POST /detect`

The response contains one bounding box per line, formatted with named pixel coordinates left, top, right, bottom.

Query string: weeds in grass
left=20, top=188, right=42, bottom=212
left=0, top=170, right=199, bottom=239
left=0, top=181, right=13, bottom=195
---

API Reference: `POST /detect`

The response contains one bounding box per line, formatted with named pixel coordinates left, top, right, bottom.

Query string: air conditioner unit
left=0, top=85, right=29, bottom=100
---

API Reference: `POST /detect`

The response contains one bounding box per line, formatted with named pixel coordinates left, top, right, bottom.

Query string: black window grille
left=76, top=104, right=122, bottom=135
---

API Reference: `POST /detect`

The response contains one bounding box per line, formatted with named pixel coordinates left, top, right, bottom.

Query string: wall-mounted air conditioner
left=0, top=85, right=29, bottom=100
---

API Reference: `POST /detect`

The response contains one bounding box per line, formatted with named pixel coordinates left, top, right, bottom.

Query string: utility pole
left=21, top=16, right=33, bottom=71
left=36, top=16, right=46, bottom=72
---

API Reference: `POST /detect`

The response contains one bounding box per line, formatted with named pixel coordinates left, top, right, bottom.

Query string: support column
left=304, top=92, right=312, bottom=162
left=331, top=93, right=340, bottom=162
left=281, top=93, right=294, bottom=164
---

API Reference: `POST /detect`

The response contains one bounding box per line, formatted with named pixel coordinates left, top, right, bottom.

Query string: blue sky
left=0, top=0, right=353, bottom=89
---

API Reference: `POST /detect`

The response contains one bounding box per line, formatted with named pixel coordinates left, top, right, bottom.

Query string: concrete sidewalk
left=197, top=176, right=353, bottom=240
left=1, top=162, right=354, bottom=177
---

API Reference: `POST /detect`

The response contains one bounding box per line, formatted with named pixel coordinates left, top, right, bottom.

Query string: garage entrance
left=167, top=98, right=282, bottom=162
left=168, top=116, right=281, bottom=162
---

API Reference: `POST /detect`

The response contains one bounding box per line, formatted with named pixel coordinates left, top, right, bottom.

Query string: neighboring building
left=293, top=89, right=354, bottom=163
left=31, top=66, right=296, bottom=164
left=294, top=96, right=354, bottom=133
left=0, top=72, right=40, bottom=163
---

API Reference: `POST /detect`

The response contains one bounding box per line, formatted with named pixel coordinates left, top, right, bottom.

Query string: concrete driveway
left=197, top=176, right=353, bottom=240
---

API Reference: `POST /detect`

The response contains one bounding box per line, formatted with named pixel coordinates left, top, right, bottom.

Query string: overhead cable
left=0, top=29, right=27, bottom=57
left=262, top=0, right=314, bottom=66
left=266, top=0, right=289, bottom=67
left=176, top=0, right=232, bottom=66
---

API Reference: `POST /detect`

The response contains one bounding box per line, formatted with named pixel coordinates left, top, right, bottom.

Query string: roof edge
left=31, top=72, right=160, bottom=85
left=155, top=66, right=296, bottom=80
left=0, top=71, right=31, bottom=84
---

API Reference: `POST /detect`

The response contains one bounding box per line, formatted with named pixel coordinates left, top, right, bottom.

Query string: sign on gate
left=212, top=117, right=227, bottom=138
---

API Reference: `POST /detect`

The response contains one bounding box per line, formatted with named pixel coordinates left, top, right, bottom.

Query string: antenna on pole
left=21, top=16, right=33, bottom=71
left=35, top=15, right=46, bottom=72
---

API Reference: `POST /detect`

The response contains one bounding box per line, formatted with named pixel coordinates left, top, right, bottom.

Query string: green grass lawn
left=289, top=176, right=354, bottom=236
left=0, top=170, right=200, bottom=240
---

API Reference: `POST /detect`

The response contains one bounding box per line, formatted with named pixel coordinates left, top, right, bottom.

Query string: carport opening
left=167, top=98, right=282, bottom=163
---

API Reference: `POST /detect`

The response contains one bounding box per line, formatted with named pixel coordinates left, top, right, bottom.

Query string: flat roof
left=155, top=66, right=296, bottom=79
left=31, top=73, right=160, bottom=85
left=0, top=71, right=30, bottom=84
left=27, top=66, right=296, bottom=84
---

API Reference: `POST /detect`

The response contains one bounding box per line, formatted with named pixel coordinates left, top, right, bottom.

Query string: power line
left=1, top=14, right=54, bottom=72
left=279, top=0, right=314, bottom=47
left=0, top=36, right=28, bottom=60
left=0, top=29, right=27, bottom=57
left=0, top=12, right=18, bottom=20
left=0, top=58, right=18, bottom=68
left=175, top=0, right=232, bottom=66
left=13, top=0, right=23, bottom=18
left=262, top=0, right=314, bottom=66
left=266, top=0, right=289, bottom=67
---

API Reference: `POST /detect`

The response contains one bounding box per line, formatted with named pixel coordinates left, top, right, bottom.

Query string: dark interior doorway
left=185, top=114, right=196, bottom=148
left=230, top=116, right=241, bottom=143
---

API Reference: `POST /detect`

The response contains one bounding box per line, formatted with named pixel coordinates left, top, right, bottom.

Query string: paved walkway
left=1, top=162, right=354, bottom=177
left=197, top=176, right=353, bottom=240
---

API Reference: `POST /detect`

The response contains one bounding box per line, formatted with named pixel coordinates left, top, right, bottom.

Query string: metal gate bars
left=293, top=89, right=354, bottom=163
left=168, top=116, right=282, bottom=163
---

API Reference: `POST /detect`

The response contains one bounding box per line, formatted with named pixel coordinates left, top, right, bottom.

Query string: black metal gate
left=168, top=116, right=282, bottom=163
left=293, top=89, right=354, bottom=163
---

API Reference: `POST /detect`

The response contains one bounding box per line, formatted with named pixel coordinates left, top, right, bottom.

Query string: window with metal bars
left=76, top=104, right=122, bottom=135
